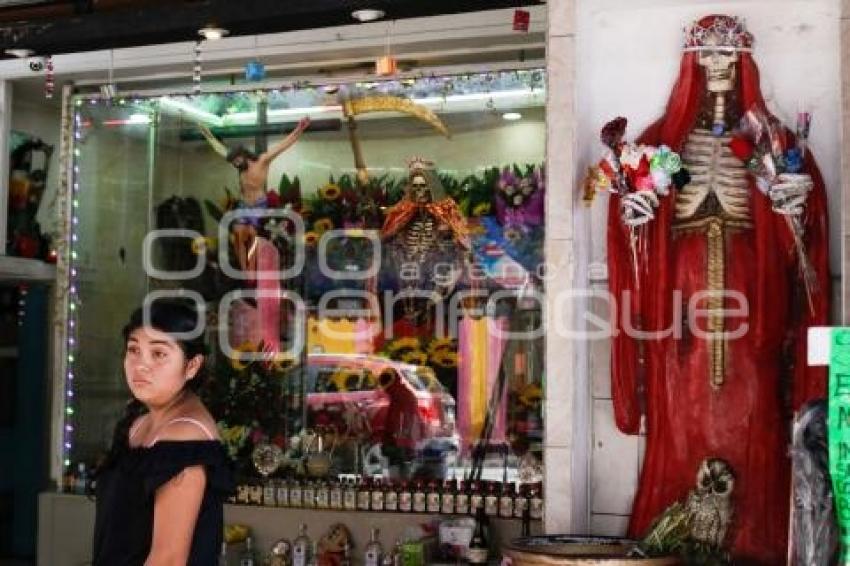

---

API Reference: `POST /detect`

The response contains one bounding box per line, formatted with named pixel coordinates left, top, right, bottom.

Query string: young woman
left=92, top=300, right=233, bottom=565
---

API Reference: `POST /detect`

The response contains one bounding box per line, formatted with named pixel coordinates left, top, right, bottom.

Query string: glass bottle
left=499, top=481, right=515, bottom=518
left=470, top=481, right=484, bottom=515
left=391, top=539, right=403, bottom=566
left=454, top=479, right=469, bottom=515
left=343, top=478, right=358, bottom=511
left=384, top=479, right=398, bottom=512
left=308, top=541, right=319, bottom=566
left=484, top=481, right=499, bottom=517
left=426, top=479, right=441, bottom=514
left=440, top=477, right=456, bottom=515
left=412, top=480, right=427, bottom=513
left=341, top=542, right=352, bottom=566
left=289, top=478, right=303, bottom=508
left=239, top=536, right=257, bottom=566
left=514, top=483, right=528, bottom=519
left=293, top=523, right=312, bottom=566
left=529, top=481, right=544, bottom=520
left=358, top=476, right=372, bottom=511
left=398, top=480, right=412, bottom=513
left=364, top=527, right=384, bottom=566
left=316, top=478, right=330, bottom=509
left=371, top=477, right=385, bottom=512
left=75, top=462, right=88, bottom=495
left=466, top=507, right=489, bottom=565
left=303, top=479, right=316, bottom=509
left=263, top=478, right=277, bottom=507
left=330, top=477, right=343, bottom=510
left=276, top=476, right=290, bottom=508
left=218, top=541, right=228, bottom=566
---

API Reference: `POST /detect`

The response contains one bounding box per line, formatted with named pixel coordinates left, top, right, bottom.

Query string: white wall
left=575, top=0, right=842, bottom=536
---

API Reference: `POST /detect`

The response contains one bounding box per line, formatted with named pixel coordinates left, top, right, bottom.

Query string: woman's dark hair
left=99, top=299, right=208, bottom=472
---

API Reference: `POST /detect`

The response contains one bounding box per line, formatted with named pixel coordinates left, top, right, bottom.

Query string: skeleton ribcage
left=677, top=129, right=751, bottom=222
left=402, top=215, right=438, bottom=264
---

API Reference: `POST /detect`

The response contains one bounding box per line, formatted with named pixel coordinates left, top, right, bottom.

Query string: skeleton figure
left=381, top=158, right=469, bottom=319
left=684, top=458, right=736, bottom=550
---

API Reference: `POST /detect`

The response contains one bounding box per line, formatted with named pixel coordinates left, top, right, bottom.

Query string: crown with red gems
left=683, top=14, right=753, bottom=52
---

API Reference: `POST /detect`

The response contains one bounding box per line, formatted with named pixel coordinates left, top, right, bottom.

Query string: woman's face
left=124, top=327, right=201, bottom=407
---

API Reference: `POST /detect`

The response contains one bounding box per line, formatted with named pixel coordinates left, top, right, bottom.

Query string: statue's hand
left=768, top=173, right=812, bottom=216
left=621, top=190, right=659, bottom=227
left=297, top=116, right=311, bottom=131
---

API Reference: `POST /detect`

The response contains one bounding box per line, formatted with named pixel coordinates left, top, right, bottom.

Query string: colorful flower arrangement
left=585, top=116, right=689, bottom=202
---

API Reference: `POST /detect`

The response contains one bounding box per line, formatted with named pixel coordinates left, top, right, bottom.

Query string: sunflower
left=303, top=231, right=319, bottom=246
left=472, top=202, right=491, bottom=217
left=319, top=183, right=342, bottom=201
left=431, top=350, right=458, bottom=369
left=427, top=337, right=456, bottom=355
left=270, top=352, right=296, bottom=373
left=386, top=337, right=421, bottom=353
left=330, top=369, right=362, bottom=391
left=400, top=350, right=428, bottom=366
left=314, top=218, right=334, bottom=234
left=229, top=341, right=257, bottom=371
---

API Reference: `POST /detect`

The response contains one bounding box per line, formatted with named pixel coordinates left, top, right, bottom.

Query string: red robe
left=608, top=50, right=830, bottom=564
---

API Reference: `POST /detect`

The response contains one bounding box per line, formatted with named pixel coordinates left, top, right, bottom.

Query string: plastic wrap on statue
left=228, top=237, right=281, bottom=352
left=458, top=316, right=509, bottom=452
left=605, top=15, right=829, bottom=563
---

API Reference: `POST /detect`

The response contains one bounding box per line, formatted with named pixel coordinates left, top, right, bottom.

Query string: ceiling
left=0, top=0, right=544, bottom=57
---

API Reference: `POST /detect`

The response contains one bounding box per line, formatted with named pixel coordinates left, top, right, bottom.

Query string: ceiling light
left=351, top=9, right=385, bottom=22
left=128, top=113, right=151, bottom=124
left=198, top=24, right=229, bottom=41
left=502, top=112, right=522, bottom=121
left=5, top=48, right=33, bottom=58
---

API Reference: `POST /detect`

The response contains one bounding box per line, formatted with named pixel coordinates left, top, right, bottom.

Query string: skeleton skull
left=698, top=48, right=738, bottom=93
left=410, top=174, right=432, bottom=204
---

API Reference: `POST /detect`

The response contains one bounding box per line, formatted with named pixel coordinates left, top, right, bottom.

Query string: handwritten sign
left=829, top=328, right=850, bottom=563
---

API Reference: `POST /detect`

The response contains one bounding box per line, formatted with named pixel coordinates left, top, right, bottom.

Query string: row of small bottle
left=232, top=477, right=544, bottom=520
left=227, top=525, right=413, bottom=566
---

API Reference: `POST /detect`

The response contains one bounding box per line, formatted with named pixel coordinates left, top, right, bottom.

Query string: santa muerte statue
left=381, top=157, right=470, bottom=333
left=604, top=15, right=830, bottom=563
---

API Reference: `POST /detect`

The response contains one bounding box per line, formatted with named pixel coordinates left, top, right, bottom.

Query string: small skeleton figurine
left=685, top=458, right=735, bottom=550
left=381, top=157, right=469, bottom=319
left=198, top=117, right=310, bottom=274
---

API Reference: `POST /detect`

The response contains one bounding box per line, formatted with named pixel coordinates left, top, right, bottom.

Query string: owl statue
left=684, top=458, right=735, bottom=550
left=633, top=457, right=735, bottom=561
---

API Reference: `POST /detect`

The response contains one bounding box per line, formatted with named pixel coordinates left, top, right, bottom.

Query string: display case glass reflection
left=66, top=69, right=546, bottom=488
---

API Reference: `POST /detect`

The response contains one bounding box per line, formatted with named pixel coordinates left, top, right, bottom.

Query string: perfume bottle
left=293, top=524, right=312, bottom=566
left=364, top=527, right=384, bottom=566
left=514, top=483, right=528, bottom=519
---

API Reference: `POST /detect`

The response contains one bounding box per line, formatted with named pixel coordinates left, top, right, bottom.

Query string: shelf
left=0, top=255, right=56, bottom=283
